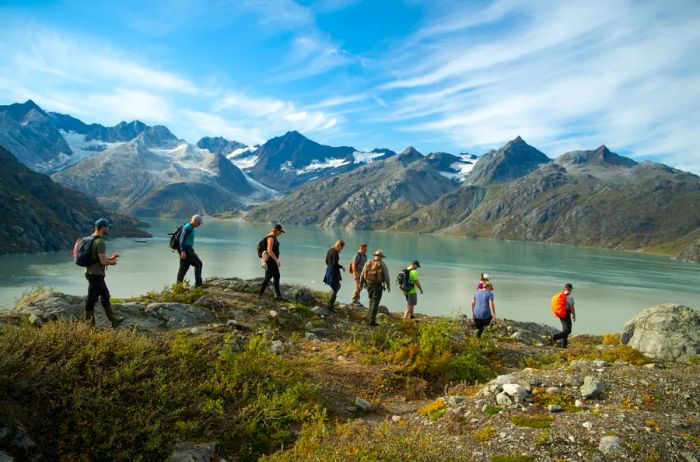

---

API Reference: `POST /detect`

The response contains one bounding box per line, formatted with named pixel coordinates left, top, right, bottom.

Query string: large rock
left=207, top=277, right=317, bottom=305
left=580, top=376, right=606, bottom=399
left=621, top=304, right=700, bottom=363
left=10, top=291, right=213, bottom=330
left=167, top=442, right=216, bottom=462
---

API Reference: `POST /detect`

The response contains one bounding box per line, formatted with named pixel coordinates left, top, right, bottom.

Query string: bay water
left=1, top=218, right=698, bottom=334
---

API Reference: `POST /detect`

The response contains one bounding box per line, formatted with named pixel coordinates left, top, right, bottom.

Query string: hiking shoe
left=275, top=296, right=288, bottom=302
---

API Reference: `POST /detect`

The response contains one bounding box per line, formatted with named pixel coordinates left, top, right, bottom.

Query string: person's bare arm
left=98, top=253, right=118, bottom=266
left=471, top=298, right=476, bottom=317
left=571, top=304, right=576, bottom=322
left=266, top=236, right=279, bottom=263
left=416, top=280, right=423, bottom=294
left=489, top=300, right=496, bottom=320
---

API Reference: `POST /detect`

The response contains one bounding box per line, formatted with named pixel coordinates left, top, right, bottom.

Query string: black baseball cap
left=273, top=224, right=285, bottom=233
left=412, top=260, right=421, bottom=267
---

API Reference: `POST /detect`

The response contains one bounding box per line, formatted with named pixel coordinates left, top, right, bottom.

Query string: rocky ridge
left=0, top=145, right=149, bottom=255
left=1, top=278, right=698, bottom=461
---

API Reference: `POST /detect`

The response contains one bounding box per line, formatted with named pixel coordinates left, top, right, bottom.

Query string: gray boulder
left=145, top=303, right=215, bottom=328
left=0, top=450, right=13, bottom=462
left=354, top=397, right=374, bottom=412
left=167, top=442, right=216, bottom=462
left=621, top=304, right=699, bottom=363
left=598, top=435, right=622, bottom=455
left=580, top=376, right=606, bottom=399
left=11, top=291, right=214, bottom=330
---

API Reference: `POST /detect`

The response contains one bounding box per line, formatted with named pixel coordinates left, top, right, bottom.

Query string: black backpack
left=73, top=236, right=98, bottom=267
left=169, top=225, right=183, bottom=252
left=396, top=268, right=414, bottom=292
left=257, top=235, right=271, bottom=258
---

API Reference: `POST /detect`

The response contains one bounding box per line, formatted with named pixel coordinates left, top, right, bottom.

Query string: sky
left=0, top=0, right=699, bottom=173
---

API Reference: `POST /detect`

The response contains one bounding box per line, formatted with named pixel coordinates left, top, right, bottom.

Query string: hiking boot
left=368, top=320, right=378, bottom=327
left=275, top=296, right=288, bottom=302
left=104, top=305, right=125, bottom=327
left=84, top=311, right=96, bottom=327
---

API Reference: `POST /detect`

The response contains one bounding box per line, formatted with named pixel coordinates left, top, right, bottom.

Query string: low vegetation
left=0, top=321, right=321, bottom=461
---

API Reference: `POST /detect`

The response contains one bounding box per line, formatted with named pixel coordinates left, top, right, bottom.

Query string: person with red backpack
left=550, top=283, right=576, bottom=348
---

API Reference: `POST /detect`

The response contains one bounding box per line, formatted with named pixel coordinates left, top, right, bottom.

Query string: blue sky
left=1, top=0, right=699, bottom=173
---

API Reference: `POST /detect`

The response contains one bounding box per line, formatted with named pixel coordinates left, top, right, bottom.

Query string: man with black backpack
left=360, top=250, right=390, bottom=326
left=400, top=260, right=423, bottom=320
left=80, top=218, right=123, bottom=327
left=258, top=224, right=286, bottom=300
left=176, top=215, right=204, bottom=287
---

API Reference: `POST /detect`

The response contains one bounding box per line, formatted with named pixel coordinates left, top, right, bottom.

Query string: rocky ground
left=1, top=278, right=698, bottom=461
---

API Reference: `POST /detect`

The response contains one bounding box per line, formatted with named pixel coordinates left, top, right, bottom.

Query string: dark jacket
left=323, top=248, right=343, bottom=290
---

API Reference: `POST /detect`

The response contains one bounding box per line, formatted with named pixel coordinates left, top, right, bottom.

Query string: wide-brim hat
left=374, top=250, right=386, bottom=258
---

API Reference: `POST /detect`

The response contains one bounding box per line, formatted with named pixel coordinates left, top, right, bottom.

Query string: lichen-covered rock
left=580, top=376, right=606, bottom=399
left=167, top=442, right=216, bottom=462
left=621, top=304, right=699, bottom=363
left=598, top=435, right=622, bottom=455
left=11, top=291, right=213, bottom=330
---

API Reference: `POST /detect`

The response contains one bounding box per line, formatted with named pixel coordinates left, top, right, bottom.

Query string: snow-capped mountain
left=242, top=131, right=396, bottom=191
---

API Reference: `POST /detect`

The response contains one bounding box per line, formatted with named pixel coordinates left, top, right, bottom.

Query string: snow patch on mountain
left=297, top=158, right=351, bottom=174
left=231, top=155, right=259, bottom=170
left=439, top=154, right=479, bottom=181
left=352, top=150, right=386, bottom=163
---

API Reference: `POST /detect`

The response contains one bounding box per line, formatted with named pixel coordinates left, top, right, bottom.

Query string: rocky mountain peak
left=197, top=136, right=247, bottom=156
left=556, top=146, right=637, bottom=171
left=0, top=100, right=47, bottom=121
left=467, top=137, right=550, bottom=186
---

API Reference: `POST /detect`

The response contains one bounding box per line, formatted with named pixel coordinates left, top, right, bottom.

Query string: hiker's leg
left=351, top=279, right=362, bottom=304
left=259, top=264, right=273, bottom=296
left=190, top=249, right=203, bottom=286
left=474, top=318, right=485, bottom=337
left=328, top=287, right=338, bottom=310
left=177, top=255, right=190, bottom=284
left=561, top=315, right=572, bottom=348
left=84, top=274, right=99, bottom=325
left=367, top=284, right=380, bottom=324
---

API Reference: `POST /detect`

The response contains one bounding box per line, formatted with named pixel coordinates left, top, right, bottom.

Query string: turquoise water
left=1, top=218, right=698, bottom=334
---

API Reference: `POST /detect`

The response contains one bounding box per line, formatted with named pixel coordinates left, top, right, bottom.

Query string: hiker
left=176, top=215, right=204, bottom=287
left=323, top=240, right=346, bottom=311
left=360, top=250, right=390, bottom=326
left=258, top=224, right=286, bottom=300
left=472, top=281, right=496, bottom=337
left=349, top=243, right=368, bottom=306
left=401, top=260, right=423, bottom=319
left=84, top=219, right=123, bottom=327
left=550, top=283, right=576, bottom=348
left=477, top=273, right=494, bottom=290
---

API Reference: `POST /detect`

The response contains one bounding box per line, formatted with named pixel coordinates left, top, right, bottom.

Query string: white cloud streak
left=374, top=0, right=700, bottom=173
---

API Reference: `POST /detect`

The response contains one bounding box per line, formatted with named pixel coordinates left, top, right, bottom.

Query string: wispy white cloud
left=373, top=0, right=700, bottom=173
left=0, top=22, right=344, bottom=145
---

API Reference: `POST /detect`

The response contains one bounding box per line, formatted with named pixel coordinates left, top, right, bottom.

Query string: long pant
left=351, top=278, right=363, bottom=304
left=177, top=248, right=203, bottom=286
left=553, top=314, right=573, bottom=347
left=366, top=283, right=384, bottom=324
left=329, top=284, right=340, bottom=309
left=474, top=317, right=492, bottom=338
left=85, top=274, right=110, bottom=314
left=259, top=259, right=281, bottom=297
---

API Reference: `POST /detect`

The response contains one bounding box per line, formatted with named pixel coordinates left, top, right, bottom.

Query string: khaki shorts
left=405, top=292, right=418, bottom=306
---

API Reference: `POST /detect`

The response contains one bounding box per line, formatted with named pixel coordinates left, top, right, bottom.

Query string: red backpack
left=550, top=291, right=568, bottom=319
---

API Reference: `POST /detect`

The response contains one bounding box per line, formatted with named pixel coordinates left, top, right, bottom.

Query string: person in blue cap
left=84, top=218, right=123, bottom=327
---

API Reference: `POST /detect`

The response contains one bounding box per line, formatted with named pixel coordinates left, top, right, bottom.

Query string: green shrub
left=352, top=319, right=499, bottom=389
left=512, top=415, right=553, bottom=429
left=137, top=282, right=206, bottom=305
left=0, top=321, right=321, bottom=461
